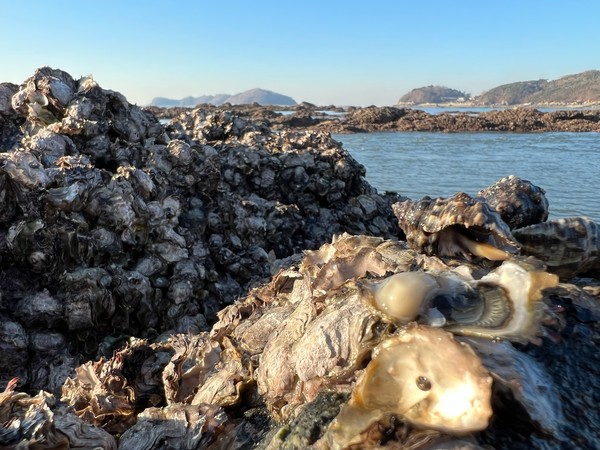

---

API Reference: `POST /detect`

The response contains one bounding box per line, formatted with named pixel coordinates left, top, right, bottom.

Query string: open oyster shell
left=320, top=325, right=493, bottom=449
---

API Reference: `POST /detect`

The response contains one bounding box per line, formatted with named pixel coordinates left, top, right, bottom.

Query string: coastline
left=396, top=100, right=600, bottom=109
left=149, top=103, right=600, bottom=133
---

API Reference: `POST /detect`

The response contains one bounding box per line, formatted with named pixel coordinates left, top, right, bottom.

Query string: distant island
left=398, top=86, right=470, bottom=104
left=397, top=70, right=600, bottom=106
left=151, top=88, right=296, bottom=107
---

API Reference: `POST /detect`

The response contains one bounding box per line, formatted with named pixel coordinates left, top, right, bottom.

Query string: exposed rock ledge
left=149, top=104, right=600, bottom=133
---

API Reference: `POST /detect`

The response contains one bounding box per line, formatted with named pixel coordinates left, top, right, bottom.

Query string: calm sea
left=333, top=132, right=600, bottom=222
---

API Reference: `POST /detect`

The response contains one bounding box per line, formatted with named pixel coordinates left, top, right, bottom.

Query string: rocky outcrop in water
left=150, top=104, right=600, bottom=133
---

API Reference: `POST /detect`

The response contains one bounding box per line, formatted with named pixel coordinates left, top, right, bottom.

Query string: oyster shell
left=0, top=378, right=116, bottom=449
left=477, top=175, right=549, bottom=229
left=513, top=217, right=600, bottom=279
left=392, top=192, right=519, bottom=260
left=320, top=325, right=493, bottom=449
left=361, top=258, right=559, bottom=344
left=461, top=337, right=565, bottom=438
left=443, top=258, right=558, bottom=344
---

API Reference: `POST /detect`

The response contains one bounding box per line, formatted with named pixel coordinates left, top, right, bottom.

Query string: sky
left=1, top=1, right=598, bottom=106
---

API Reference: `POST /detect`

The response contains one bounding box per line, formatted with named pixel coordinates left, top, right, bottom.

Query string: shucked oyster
left=392, top=192, right=519, bottom=261
left=513, top=217, right=600, bottom=279
left=320, top=325, right=493, bottom=449
left=361, top=258, right=559, bottom=344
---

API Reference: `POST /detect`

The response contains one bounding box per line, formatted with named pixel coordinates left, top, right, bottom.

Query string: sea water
left=333, top=132, right=600, bottom=222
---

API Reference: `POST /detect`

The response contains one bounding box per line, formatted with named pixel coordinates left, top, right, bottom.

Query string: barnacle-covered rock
left=392, top=192, right=519, bottom=260
left=477, top=175, right=549, bottom=229
left=513, top=217, right=600, bottom=279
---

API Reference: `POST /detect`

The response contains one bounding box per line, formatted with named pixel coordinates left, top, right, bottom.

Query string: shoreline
left=396, top=101, right=600, bottom=109
left=150, top=104, right=600, bottom=133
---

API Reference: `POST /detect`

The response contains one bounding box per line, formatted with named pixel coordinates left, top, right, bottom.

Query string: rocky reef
left=0, top=67, right=400, bottom=395
left=1, top=68, right=599, bottom=450
left=149, top=104, right=600, bottom=133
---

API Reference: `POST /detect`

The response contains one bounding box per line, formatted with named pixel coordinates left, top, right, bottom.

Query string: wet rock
left=153, top=104, right=600, bottom=133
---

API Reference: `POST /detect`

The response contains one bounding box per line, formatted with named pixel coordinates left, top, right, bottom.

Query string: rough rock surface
left=0, top=67, right=401, bottom=397
left=150, top=104, right=600, bottom=133
left=1, top=68, right=599, bottom=450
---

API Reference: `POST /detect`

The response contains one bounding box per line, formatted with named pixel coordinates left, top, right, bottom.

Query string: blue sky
left=2, top=1, right=598, bottom=106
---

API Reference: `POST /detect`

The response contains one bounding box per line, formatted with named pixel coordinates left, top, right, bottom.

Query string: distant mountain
left=397, top=86, right=470, bottom=105
left=474, top=80, right=548, bottom=105
left=225, top=88, right=296, bottom=106
left=149, top=94, right=230, bottom=108
left=475, top=70, right=600, bottom=105
left=150, top=88, right=296, bottom=107
left=526, top=70, right=600, bottom=104
left=397, top=70, right=600, bottom=106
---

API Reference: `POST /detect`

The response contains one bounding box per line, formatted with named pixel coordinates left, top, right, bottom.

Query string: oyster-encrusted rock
left=2, top=231, right=596, bottom=449
left=513, top=217, right=600, bottom=279
left=392, top=192, right=519, bottom=260
left=477, top=175, right=549, bottom=229
left=2, top=67, right=600, bottom=450
left=0, top=67, right=401, bottom=394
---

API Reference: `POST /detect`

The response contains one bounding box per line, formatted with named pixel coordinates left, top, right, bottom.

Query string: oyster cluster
left=0, top=68, right=401, bottom=396
left=1, top=68, right=599, bottom=450
left=392, top=175, right=600, bottom=280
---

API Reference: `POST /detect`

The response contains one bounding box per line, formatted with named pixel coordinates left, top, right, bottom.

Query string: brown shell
left=477, top=175, right=549, bottom=229
left=0, top=379, right=116, bottom=449
left=513, top=217, right=600, bottom=279
left=392, top=192, right=519, bottom=257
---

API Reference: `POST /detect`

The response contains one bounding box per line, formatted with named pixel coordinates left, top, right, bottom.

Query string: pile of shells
left=1, top=68, right=599, bottom=450
left=0, top=67, right=401, bottom=397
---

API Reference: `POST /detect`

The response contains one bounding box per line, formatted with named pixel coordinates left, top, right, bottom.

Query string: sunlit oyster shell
left=513, top=217, right=600, bottom=279
left=392, top=192, right=519, bottom=260
left=477, top=175, right=549, bottom=229
left=361, top=258, right=559, bottom=344
left=320, top=325, right=493, bottom=449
